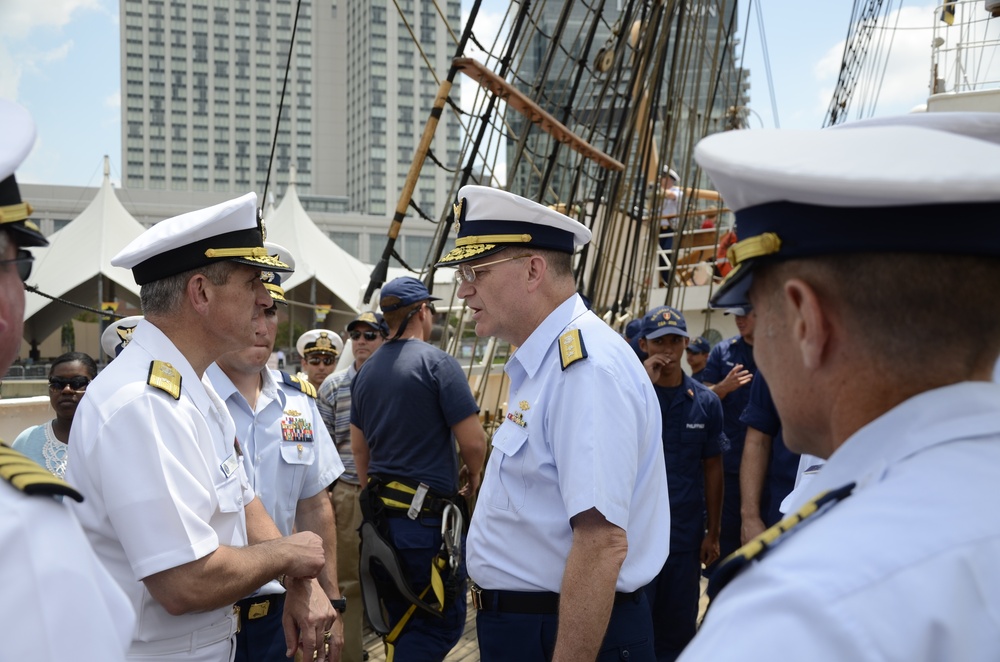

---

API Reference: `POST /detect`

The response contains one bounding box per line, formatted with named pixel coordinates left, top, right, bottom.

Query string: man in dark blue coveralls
left=702, top=306, right=755, bottom=568
left=739, top=372, right=800, bottom=543
left=639, top=306, right=725, bottom=661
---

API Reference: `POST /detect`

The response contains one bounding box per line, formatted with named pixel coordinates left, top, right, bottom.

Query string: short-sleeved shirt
left=655, top=374, right=726, bottom=552
left=351, top=339, right=479, bottom=496
left=680, top=382, right=1000, bottom=661
left=740, top=372, right=799, bottom=525
left=68, top=321, right=254, bottom=647
left=317, top=365, right=359, bottom=485
left=701, top=335, right=755, bottom=473
left=207, top=364, right=343, bottom=534
left=467, top=294, right=670, bottom=593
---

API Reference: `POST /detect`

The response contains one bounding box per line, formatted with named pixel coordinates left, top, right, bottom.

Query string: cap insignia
left=116, top=324, right=137, bottom=349
left=316, top=333, right=333, bottom=350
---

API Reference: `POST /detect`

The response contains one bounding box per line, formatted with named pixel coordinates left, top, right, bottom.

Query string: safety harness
left=358, top=475, right=465, bottom=661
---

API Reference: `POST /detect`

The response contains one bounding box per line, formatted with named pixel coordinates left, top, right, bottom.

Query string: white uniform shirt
left=68, top=321, right=255, bottom=648
left=468, top=294, right=670, bottom=593
left=681, top=382, right=1000, bottom=661
left=0, top=481, right=134, bottom=660
left=207, top=364, right=343, bottom=594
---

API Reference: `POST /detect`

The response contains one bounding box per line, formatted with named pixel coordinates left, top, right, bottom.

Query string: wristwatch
left=330, top=596, right=347, bottom=613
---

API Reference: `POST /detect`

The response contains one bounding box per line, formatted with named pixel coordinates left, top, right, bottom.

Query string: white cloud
left=0, top=0, right=103, bottom=37
left=812, top=4, right=942, bottom=121
left=104, top=90, right=120, bottom=109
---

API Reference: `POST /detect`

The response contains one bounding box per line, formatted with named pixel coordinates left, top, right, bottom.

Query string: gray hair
left=140, top=261, right=236, bottom=316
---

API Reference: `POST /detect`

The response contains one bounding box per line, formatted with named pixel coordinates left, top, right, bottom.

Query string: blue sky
left=1, top=0, right=942, bottom=187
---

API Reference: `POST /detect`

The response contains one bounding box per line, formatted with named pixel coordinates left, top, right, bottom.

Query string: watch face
left=331, top=597, right=347, bottom=613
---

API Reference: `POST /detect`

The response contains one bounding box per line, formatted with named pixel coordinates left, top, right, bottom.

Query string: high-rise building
left=120, top=0, right=462, bottom=219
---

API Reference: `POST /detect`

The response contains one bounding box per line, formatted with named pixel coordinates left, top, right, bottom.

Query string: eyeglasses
left=0, top=249, right=34, bottom=282
left=454, top=254, right=532, bottom=284
left=48, top=376, right=91, bottom=392
left=306, top=356, right=336, bottom=366
left=349, top=330, right=380, bottom=341
left=423, top=302, right=437, bottom=315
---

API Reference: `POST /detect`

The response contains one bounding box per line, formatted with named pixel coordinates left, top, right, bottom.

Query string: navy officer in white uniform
left=678, top=112, right=1000, bottom=661
left=0, top=99, right=134, bottom=661
left=68, top=194, right=335, bottom=661
left=208, top=243, right=346, bottom=661
left=438, top=186, right=670, bottom=661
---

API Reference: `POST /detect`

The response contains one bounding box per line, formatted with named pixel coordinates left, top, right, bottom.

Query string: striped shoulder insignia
left=706, top=482, right=855, bottom=603
left=0, top=445, right=84, bottom=502
left=282, top=371, right=317, bottom=398
left=147, top=360, right=181, bottom=400
left=558, top=328, right=588, bottom=370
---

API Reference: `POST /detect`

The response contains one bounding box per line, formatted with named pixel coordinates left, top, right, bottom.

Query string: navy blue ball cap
left=695, top=112, right=1000, bottom=308
left=436, top=185, right=592, bottom=266
left=641, top=305, right=689, bottom=340
left=380, top=277, right=440, bottom=312
left=625, top=319, right=643, bottom=339
left=686, top=336, right=711, bottom=354
left=348, top=311, right=389, bottom=336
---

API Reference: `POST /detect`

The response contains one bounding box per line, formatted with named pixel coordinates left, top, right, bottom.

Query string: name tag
left=220, top=452, right=240, bottom=478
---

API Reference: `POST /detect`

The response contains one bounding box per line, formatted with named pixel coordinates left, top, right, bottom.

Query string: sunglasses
left=349, top=330, right=380, bottom=341
left=424, top=302, right=437, bottom=315
left=0, top=248, right=34, bottom=282
left=48, top=376, right=91, bottom=392
left=306, top=356, right=336, bottom=366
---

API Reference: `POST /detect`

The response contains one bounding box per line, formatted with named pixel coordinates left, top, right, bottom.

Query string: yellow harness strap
left=383, top=556, right=448, bottom=662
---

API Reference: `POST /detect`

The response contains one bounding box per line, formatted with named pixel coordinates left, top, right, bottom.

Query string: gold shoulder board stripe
left=282, top=371, right=317, bottom=398
left=147, top=360, right=182, bottom=400
left=0, top=446, right=84, bottom=502
left=706, top=481, right=856, bottom=603
left=558, top=328, right=588, bottom=371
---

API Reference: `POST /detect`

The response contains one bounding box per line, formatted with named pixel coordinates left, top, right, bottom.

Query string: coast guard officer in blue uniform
left=701, top=305, right=755, bottom=566
left=438, top=185, right=670, bottom=662
left=678, top=112, right=1000, bottom=661
left=208, top=243, right=345, bottom=661
left=638, top=306, right=724, bottom=661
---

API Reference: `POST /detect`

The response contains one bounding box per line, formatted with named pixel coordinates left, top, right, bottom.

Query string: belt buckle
left=248, top=599, right=270, bottom=620
left=471, top=585, right=483, bottom=611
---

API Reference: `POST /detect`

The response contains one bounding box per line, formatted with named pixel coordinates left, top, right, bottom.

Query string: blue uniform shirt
left=655, top=374, right=726, bottom=552
left=701, top=335, right=755, bottom=473
left=740, top=372, right=799, bottom=526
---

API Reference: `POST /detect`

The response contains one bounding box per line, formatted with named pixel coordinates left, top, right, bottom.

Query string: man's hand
left=713, top=363, right=753, bottom=398
left=281, top=531, right=326, bottom=579
left=282, top=577, right=337, bottom=661
left=700, top=531, right=721, bottom=567
left=643, top=353, right=673, bottom=384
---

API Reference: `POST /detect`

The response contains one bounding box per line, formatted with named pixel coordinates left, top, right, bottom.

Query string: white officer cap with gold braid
left=0, top=100, right=47, bottom=247
left=261, top=242, right=295, bottom=304
left=101, top=315, right=144, bottom=359
left=436, top=185, right=592, bottom=266
left=296, top=329, right=343, bottom=358
left=695, top=111, right=1000, bottom=308
left=112, top=192, right=290, bottom=285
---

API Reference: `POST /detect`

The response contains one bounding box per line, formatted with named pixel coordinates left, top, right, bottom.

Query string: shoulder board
left=282, top=371, right=317, bottom=398
left=706, top=481, right=855, bottom=603
left=147, top=360, right=182, bottom=400
left=0, top=445, right=84, bottom=502
left=558, top=328, right=589, bottom=370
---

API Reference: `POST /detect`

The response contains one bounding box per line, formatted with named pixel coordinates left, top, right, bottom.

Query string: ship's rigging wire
left=261, top=0, right=302, bottom=209
left=753, top=0, right=780, bottom=127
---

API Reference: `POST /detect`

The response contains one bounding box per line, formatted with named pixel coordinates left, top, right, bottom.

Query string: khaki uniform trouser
left=332, top=480, right=365, bottom=662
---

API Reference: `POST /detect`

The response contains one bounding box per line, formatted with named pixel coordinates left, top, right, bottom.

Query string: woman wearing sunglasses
left=12, top=351, right=98, bottom=479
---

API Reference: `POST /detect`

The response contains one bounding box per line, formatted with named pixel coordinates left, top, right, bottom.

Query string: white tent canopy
left=263, top=170, right=373, bottom=332
left=23, top=157, right=145, bottom=348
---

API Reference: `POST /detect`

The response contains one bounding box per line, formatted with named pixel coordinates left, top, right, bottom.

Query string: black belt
left=471, top=584, right=641, bottom=614
left=234, top=593, right=285, bottom=631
